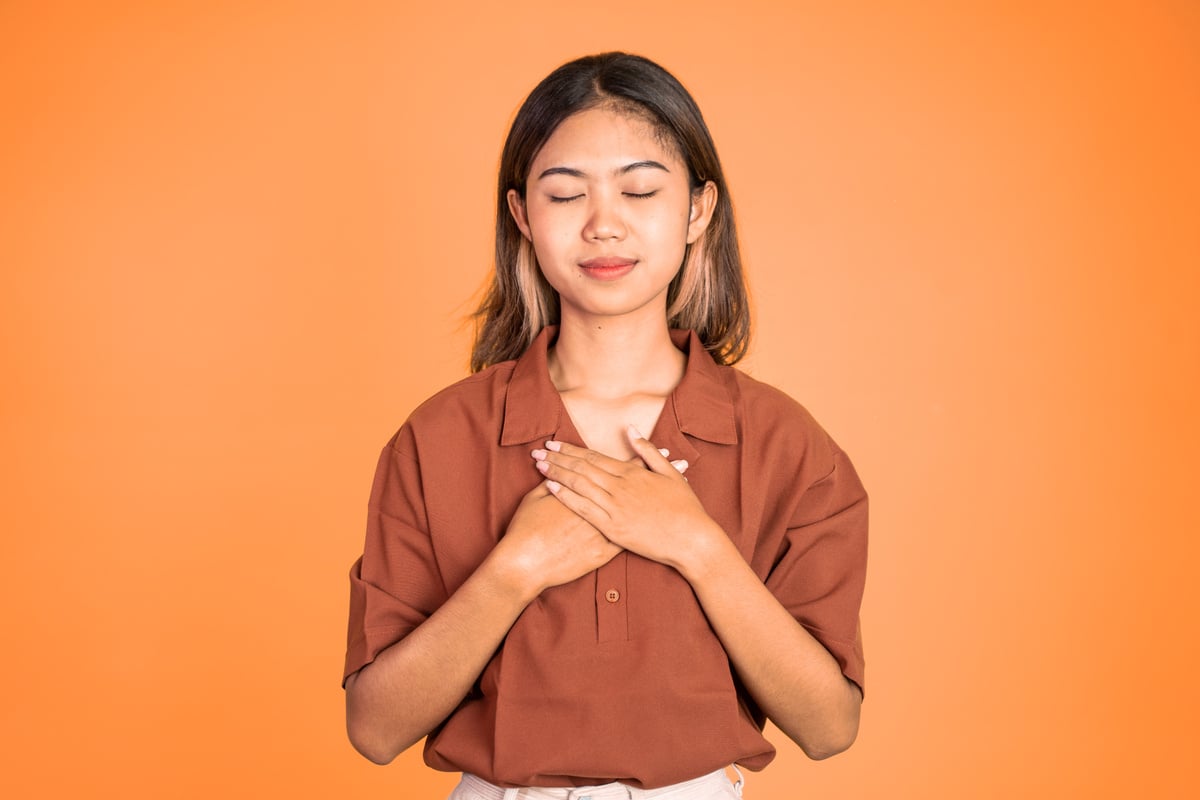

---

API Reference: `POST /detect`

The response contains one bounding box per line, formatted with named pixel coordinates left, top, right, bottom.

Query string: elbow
left=798, top=693, right=861, bottom=761
left=346, top=716, right=406, bottom=766
left=801, top=725, right=858, bottom=761
left=345, top=672, right=408, bottom=766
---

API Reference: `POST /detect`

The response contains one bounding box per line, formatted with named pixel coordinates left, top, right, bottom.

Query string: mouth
left=578, top=257, right=637, bottom=281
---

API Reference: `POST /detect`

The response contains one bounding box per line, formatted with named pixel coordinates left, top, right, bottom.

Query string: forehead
left=531, top=107, right=683, bottom=173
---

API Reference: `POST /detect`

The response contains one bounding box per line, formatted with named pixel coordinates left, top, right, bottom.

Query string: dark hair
left=470, top=52, right=750, bottom=371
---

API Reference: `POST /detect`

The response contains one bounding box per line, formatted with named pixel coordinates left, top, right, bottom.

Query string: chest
left=558, top=392, right=669, bottom=460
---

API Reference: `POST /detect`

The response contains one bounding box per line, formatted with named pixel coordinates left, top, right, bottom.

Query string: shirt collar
left=500, top=326, right=739, bottom=453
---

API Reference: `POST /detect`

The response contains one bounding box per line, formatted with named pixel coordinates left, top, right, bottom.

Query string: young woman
left=343, top=52, right=868, bottom=799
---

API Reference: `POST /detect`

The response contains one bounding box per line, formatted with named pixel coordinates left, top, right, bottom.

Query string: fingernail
left=546, top=480, right=561, bottom=492
left=531, top=449, right=547, bottom=460
left=658, top=448, right=669, bottom=457
left=545, top=440, right=562, bottom=452
left=671, top=459, right=688, bottom=472
left=535, top=460, right=549, bottom=473
left=627, top=425, right=644, bottom=439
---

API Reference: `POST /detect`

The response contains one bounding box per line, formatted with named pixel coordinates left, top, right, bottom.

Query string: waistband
left=456, top=767, right=743, bottom=799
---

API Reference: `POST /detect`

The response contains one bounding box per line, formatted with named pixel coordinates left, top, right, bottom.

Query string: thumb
left=626, top=425, right=676, bottom=476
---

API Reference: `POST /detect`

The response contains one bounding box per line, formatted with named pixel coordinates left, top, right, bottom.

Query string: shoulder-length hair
left=470, top=52, right=750, bottom=372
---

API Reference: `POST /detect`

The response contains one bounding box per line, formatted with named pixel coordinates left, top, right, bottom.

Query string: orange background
left=2, top=1, right=1197, bottom=797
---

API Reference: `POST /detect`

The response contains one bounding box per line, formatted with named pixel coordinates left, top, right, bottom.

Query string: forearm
left=345, top=551, right=536, bottom=764
left=676, top=529, right=862, bottom=760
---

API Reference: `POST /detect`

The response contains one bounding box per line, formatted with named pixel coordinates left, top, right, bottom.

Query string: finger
left=532, top=447, right=621, bottom=489
left=535, top=456, right=614, bottom=500
left=626, top=425, right=678, bottom=476
left=544, top=440, right=626, bottom=474
left=622, top=452, right=658, bottom=471
left=545, top=479, right=611, bottom=527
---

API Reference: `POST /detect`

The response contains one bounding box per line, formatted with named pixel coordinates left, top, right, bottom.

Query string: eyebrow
left=536, top=160, right=672, bottom=180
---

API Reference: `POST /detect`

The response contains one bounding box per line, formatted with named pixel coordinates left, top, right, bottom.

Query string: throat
left=546, top=325, right=687, bottom=459
left=547, top=322, right=686, bottom=400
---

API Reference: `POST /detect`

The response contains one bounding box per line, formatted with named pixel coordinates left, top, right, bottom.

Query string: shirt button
left=605, top=589, right=620, bottom=603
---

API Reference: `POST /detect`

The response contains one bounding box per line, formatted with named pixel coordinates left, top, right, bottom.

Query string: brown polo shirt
left=344, top=327, right=867, bottom=789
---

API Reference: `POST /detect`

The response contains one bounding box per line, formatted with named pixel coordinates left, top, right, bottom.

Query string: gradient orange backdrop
left=2, top=1, right=1197, bottom=797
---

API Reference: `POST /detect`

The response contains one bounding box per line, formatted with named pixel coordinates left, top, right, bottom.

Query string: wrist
left=672, top=520, right=736, bottom=584
left=479, top=542, right=545, bottom=607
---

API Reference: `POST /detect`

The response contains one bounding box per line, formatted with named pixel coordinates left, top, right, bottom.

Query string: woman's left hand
left=530, top=425, right=725, bottom=574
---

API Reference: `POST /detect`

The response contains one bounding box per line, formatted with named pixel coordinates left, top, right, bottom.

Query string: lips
left=578, top=257, right=637, bottom=281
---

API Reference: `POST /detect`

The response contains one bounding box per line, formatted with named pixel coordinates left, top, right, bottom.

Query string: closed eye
left=549, top=194, right=584, bottom=203
left=624, top=191, right=658, bottom=199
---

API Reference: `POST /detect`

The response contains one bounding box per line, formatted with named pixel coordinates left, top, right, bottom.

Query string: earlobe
left=507, top=188, right=533, bottom=241
left=686, top=180, right=718, bottom=245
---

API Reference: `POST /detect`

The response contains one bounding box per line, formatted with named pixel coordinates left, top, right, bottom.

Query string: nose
left=582, top=192, right=626, bottom=241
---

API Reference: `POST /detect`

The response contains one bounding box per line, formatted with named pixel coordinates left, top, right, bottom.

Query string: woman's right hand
left=346, top=463, right=681, bottom=764
left=492, top=480, right=623, bottom=597
left=345, top=479, right=610, bottom=764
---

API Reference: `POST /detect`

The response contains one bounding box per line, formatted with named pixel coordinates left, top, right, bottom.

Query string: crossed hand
left=529, top=425, right=721, bottom=573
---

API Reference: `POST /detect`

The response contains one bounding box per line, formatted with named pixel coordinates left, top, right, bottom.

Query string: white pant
left=447, top=767, right=745, bottom=800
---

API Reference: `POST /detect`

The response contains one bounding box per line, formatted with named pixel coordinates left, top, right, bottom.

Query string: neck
left=549, top=310, right=686, bottom=398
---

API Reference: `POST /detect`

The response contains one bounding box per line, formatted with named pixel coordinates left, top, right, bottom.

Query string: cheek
left=649, top=208, right=693, bottom=254
left=529, top=229, right=575, bottom=274
left=526, top=205, right=577, bottom=248
left=524, top=217, right=575, bottom=287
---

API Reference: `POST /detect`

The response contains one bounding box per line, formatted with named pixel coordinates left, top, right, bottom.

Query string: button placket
left=595, top=553, right=628, bottom=642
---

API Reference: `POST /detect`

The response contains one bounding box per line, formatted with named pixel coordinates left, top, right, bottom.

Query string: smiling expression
left=508, top=107, right=716, bottom=326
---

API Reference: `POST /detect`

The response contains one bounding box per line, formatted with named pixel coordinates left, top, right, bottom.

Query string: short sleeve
left=343, top=428, right=449, bottom=686
left=763, top=442, right=868, bottom=694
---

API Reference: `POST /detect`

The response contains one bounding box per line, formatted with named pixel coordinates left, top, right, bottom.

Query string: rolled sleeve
left=764, top=442, right=868, bottom=694
left=343, top=429, right=448, bottom=686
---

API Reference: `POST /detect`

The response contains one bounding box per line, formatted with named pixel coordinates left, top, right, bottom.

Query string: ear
left=507, top=188, right=533, bottom=241
left=686, top=180, right=718, bottom=245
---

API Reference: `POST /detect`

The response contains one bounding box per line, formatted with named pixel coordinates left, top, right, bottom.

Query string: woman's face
left=508, top=107, right=716, bottom=326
